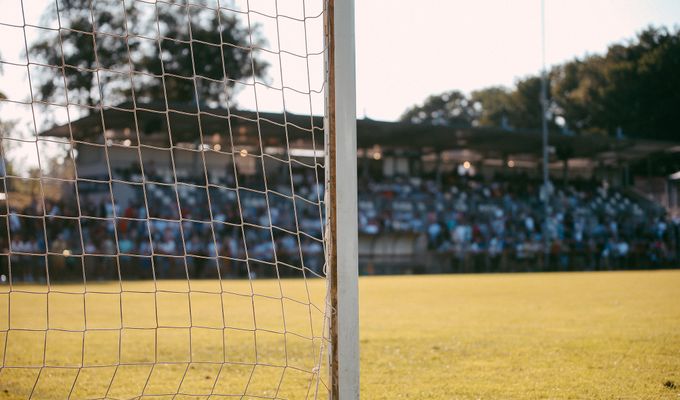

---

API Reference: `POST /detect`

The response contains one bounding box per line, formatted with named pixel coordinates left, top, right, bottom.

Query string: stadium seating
left=1, top=171, right=678, bottom=281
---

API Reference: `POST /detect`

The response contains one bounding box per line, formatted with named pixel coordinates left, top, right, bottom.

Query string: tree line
left=29, top=0, right=266, bottom=111
left=22, top=2, right=680, bottom=142
left=401, top=26, right=680, bottom=141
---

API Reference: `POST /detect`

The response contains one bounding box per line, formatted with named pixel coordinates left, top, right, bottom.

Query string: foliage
left=29, top=0, right=266, bottom=111
left=401, top=90, right=477, bottom=127
left=469, top=86, right=512, bottom=128
left=553, top=26, right=680, bottom=140
left=403, top=26, right=680, bottom=140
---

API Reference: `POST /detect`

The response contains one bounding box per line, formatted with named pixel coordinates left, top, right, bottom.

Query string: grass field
left=360, top=271, right=680, bottom=399
left=1, top=270, right=679, bottom=399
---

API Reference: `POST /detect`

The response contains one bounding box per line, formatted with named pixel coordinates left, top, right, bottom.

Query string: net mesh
left=0, top=0, right=331, bottom=398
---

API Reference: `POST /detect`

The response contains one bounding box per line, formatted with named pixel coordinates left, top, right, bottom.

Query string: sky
left=0, top=0, right=679, bottom=173
left=355, top=0, right=680, bottom=121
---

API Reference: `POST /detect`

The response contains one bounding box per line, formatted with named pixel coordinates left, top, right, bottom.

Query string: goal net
left=0, top=0, right=356, bottom=398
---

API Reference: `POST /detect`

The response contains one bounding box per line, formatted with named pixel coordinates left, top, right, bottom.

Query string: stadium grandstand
left=1, top=102, right=679, bottom=281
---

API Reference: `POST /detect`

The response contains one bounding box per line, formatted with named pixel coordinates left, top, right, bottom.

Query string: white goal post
left=0, top=0, right=358, bottom=398
left=326, top=0, right=359, bottom=399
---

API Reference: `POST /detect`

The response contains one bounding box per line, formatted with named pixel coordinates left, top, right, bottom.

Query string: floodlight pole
left=327, top=0, right=360, bottom=399
left=540, top=0, right=551, bottom=268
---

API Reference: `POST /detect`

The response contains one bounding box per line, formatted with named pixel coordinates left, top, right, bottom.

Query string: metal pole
left=540, top=0, right=551, bottom=269
left=327, top=0, right=359, bottom=398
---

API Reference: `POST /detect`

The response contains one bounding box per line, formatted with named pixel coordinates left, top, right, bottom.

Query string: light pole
left=540, top=0, right=551, bottom=269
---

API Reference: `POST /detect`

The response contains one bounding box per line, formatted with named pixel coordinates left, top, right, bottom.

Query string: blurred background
left=1, top=0, right=679, bottom=281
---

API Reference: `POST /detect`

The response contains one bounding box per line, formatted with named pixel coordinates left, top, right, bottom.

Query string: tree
left=470, top=86, right=513, bottom=128
left=552, top=26, right=680, bottom=140
left=403, top=26, right=679, bottom=140
left=400, top=90, right=476, bottom=126
left=506, top=75, right=555, bottom=130
left=29, top=0, right=266, bottom=111
left=605, top=26, right=680, bottom=140
left=551, top=56, right=608, bottom=135
left=402, top=79, right=556, bottom=131
left=0, top=60, right=9, bottom=178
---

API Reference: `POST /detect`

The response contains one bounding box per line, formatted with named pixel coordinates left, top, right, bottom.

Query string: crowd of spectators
left=0, top=167, right=325, bottom=283
left=359, top=173, right=679, bottom=272
left=2, top=169, right=679, bottom=283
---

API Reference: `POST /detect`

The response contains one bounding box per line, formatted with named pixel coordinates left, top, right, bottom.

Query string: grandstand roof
left=40, top=102, right=677, bottom=163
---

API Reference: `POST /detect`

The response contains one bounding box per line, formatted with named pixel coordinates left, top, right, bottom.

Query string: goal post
left=0, top=0, right=358, bottom=398
left=326, top=0, right=360, bottom=399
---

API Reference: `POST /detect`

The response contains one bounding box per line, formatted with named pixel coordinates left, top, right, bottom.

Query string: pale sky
left=0, top=0, right=679, bottom=173
left=355, top=0, right=680, bottom=121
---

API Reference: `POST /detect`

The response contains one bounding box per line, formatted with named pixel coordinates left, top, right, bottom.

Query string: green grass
left=359, top=271, right=680, bottom=399
left=1, top=270, right=679, bottom=399
left=0, top=279, right=330, bottom=399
